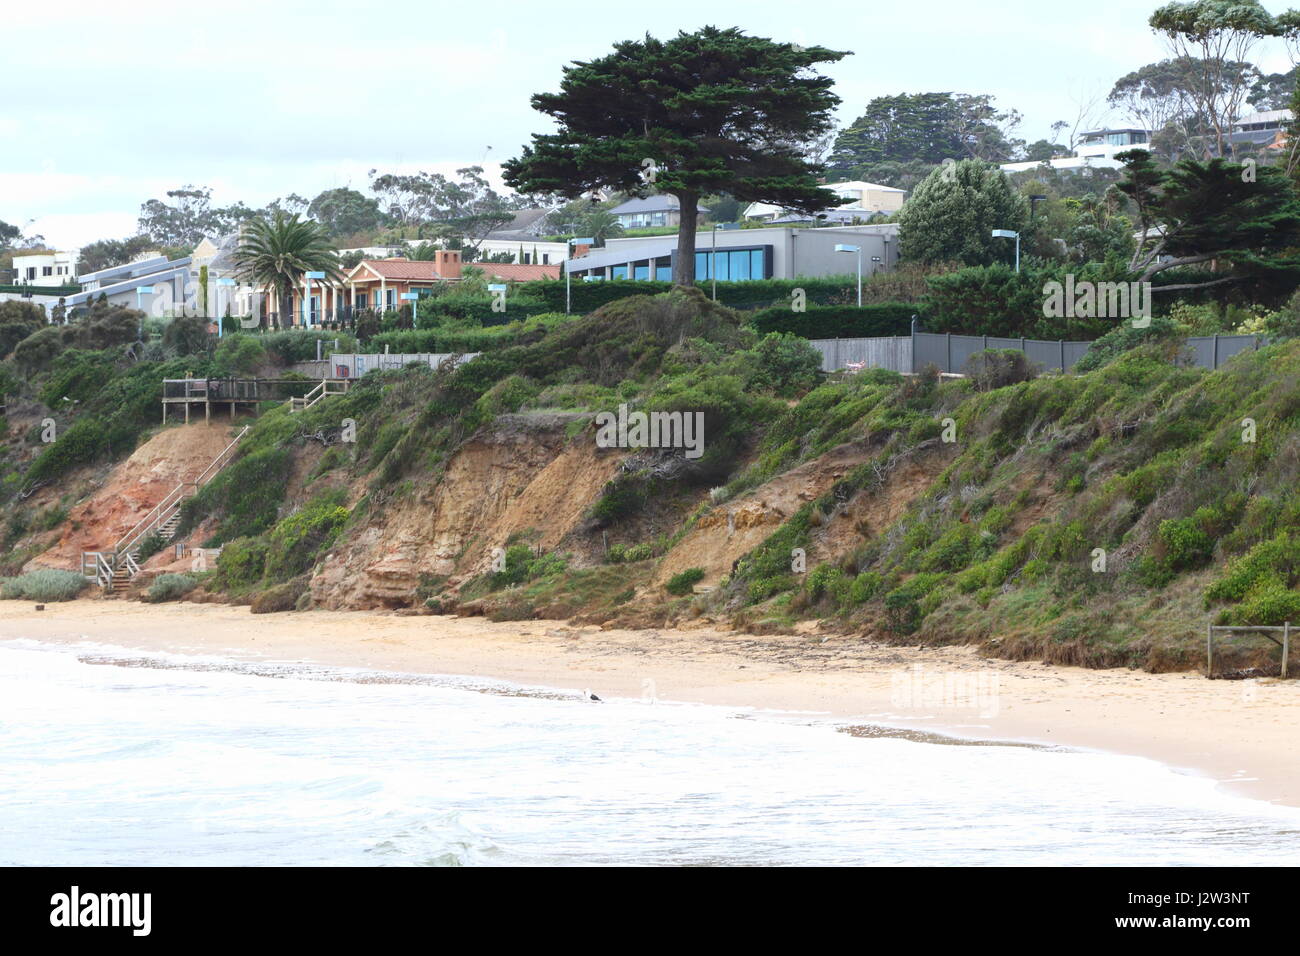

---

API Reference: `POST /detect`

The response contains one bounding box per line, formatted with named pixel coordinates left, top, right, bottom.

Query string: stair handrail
left=192, top=425, right=250, bottom=488
left=111, top=424, right=252, bottom=559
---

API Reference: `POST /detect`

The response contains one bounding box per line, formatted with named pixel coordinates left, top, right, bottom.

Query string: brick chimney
left=435, top=250, right=462, bottom=279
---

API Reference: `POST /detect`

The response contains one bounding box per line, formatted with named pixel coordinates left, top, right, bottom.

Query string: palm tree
left=234, top=212, right=342, bottom=328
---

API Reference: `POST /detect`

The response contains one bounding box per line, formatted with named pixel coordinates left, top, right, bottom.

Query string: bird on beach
left=582, top=688, right=603, bottom=702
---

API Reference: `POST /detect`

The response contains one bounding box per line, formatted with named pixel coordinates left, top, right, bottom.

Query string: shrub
left=743, top=332, right=824, bottom=397
left=213, top=536, right=269, bottom=591
left=2, top=568, right=87, bottom=601
left=963, top=349, right=1041, bottom=391
left=135, top=532, right=167, bottom=563
left=665, top=567, right=705, bottom=596
left=250, top=577, right=309, bottom=613
left=263, top=497, right=350, bottom=582
left=146, top=573, right=199, bottom=602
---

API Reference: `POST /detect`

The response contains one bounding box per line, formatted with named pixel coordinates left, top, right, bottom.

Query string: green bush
left=963, top=348, right=1041, bottom=391
left=488, top=544, right=569, bottom=589
left=743, top=332, right=824, bottom=397
left=146, top=573, right=199, bottom=603
left=213, top=536, right=269, bottom=591
left=1, top=569, right=87, bottom=602
left=665, top=567, right=705, bottom=596
left=263, top=496, right=350, bottom=583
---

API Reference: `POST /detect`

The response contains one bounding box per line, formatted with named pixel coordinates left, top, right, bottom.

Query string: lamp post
left=565, top=236, right=595, bottom=314
left=834, top=244, right=863, bottom=306
left=991, top=229, right=1020, bottom=272
left=304, top=271, right=326, bottom=328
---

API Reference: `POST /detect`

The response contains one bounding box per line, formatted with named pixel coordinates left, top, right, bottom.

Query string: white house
left=11, top=250, right=78, bottom=285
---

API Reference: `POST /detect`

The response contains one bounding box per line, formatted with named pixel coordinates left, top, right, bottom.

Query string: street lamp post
left=834, top=244, right=863, bottom=307
left=991, top=229, right=1020, bottom=273
left=565, top=236, right=595, bottom=314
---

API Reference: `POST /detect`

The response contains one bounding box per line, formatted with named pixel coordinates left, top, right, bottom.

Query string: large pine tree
left=503, top=27, right=847, bottom=287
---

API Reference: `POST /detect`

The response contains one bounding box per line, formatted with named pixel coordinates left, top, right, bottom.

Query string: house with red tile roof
left=271, top=250, right=561, bottom=326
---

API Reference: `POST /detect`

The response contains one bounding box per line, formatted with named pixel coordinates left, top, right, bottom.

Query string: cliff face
left=311, top=415, right=621, bottom=609
left=30, top=423, right=237, bottom=572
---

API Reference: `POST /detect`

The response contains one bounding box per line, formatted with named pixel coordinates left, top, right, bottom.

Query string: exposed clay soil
left=31, top=422, right=243, bottom=571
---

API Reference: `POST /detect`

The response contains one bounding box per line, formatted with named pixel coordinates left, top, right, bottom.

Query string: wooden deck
left=161, top=378, right=348, bottom=424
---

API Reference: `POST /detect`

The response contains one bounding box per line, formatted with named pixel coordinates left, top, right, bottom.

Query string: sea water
left=1, top=639, right=1297, bottom=866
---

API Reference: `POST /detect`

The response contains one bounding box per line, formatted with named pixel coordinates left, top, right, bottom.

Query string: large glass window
left=656, top=263, right=673, bottom=281
left=612, top=265, right=628, bottom=279
left=692, top=248, right=767, bottom=281
left=633, top=261, right=650, bottom=280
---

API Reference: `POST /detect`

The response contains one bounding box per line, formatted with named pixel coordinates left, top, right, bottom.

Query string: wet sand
left=4, top=598, right=1300, bottom=807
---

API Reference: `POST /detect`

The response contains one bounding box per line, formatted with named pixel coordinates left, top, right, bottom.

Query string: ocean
left=2, top=639, right=1298, bottom=866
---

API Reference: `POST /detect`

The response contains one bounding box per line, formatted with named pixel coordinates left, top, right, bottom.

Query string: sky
left=4, top=0, right=1295, bottom=249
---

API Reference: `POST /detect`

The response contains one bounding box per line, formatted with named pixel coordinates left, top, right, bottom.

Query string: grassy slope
left=9, top=290, right=1300, bottom=676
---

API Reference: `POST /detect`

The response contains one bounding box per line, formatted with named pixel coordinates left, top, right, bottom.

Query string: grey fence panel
left=1186, top=336, right=1216, bottom=369
left=912, top=332, right=950, bottom=372
left=807, top=337, right=911, bottom=373
left=1062, top=342, right=1092, bottom=369
left=328, top=353, right=482, bottom=376
left=1023, top=340, right=1063, bottom=371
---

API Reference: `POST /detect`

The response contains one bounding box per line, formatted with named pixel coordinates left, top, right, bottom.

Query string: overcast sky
left=5, top=0, right=1294, bottom=248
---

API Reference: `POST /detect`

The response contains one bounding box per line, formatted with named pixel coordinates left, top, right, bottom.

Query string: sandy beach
left=4, top=598, right=1300, bottom=808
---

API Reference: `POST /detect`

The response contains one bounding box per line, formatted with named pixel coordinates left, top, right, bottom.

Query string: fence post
left=1059, top=339, right=1065, bottom=371
left=982, top=334, right=988, bottom=353
left=1207, top=622, right=1213, bottom=677
left=1212, top=333, right=1219, bottom=370
left=1285, top=622, right=1291, bottom=679
left=945, top=332, right=952, bottom=374
left=910, top=316, right=918, bottom=373
left=834, top=336, right=840, bottom=371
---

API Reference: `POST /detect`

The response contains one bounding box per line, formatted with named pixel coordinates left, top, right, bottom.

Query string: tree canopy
left=1117, top=148, right=1300, bottom=300
left=897, top=160, right=1029, bottom=266
left=827, top=92, right=1023, bottom=174
left=503, top=26, right=847, bottom=286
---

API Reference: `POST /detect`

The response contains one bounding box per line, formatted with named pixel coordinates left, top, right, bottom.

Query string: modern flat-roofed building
left=565, top=223, right=899, bottom=282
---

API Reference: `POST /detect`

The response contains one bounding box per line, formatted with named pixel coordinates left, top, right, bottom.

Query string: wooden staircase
left=287, top=379, right=349, bottom=413
left=83, top=425, right=249, bottom=592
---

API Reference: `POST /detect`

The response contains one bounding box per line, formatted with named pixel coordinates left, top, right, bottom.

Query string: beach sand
left=4, top=598, right=1300, bottom=807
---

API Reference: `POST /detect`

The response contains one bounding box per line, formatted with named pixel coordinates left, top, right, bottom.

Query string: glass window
left=612, top=265, right=628, bottom=279
left=694, top=253, right=709, bottom=279
left=752, top=249, right=765, bottom=277
left=633, top=261, right=649, bottom=280
left=731, top=250, right=750, bottom=280
left=656, top=264, right=672, bottom=281
left=355, top=292, right=368, bottom=309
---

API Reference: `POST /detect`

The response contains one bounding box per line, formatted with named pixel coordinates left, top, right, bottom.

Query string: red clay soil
left=30, top=423, right=242, bottom=572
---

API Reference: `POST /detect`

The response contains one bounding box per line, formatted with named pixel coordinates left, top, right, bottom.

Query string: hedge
left=521, top=277, right=869, bottom=313
left=748, top=303, right=919, bottom=339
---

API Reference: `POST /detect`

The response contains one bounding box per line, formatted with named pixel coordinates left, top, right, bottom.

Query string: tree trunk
left=280, top=291, right=293, bottom=329
left=671, top=191, right=699, bottom=287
